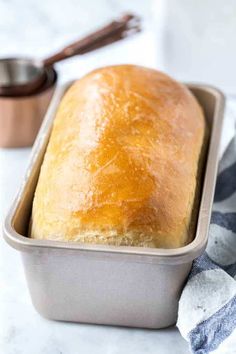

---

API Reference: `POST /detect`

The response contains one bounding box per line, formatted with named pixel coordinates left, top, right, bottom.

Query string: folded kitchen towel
left=177, top=104, right=236, bottom=354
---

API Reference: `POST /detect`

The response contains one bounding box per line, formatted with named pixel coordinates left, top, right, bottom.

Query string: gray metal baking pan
left=3, top=82, right=225, bottom=329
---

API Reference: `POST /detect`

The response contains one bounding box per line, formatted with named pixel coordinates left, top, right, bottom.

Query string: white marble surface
left=1, top=1, right=235, bottom=353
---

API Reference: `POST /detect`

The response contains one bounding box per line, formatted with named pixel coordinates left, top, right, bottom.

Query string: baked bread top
left=31, top=65, right=205, bottom=248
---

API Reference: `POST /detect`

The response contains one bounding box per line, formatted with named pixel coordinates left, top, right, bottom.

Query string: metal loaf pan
left=3, top=83, right=225, bottom=329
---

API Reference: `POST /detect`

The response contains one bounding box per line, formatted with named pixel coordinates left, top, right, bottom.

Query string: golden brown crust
left=30, top=65, right=205, bottom=248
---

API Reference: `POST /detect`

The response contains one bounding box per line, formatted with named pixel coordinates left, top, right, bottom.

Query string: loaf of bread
left=30, top=65, right=206, bottom=248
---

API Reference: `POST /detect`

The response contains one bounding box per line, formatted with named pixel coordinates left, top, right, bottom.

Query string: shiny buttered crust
left=31, top=65, right=206, bottom=248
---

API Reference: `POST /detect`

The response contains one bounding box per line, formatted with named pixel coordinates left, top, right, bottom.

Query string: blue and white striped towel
left=177, top=102, right=236, bottom=354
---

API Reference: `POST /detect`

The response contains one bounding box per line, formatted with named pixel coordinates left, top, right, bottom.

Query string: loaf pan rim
left=3, top=82, right=225, bottom=265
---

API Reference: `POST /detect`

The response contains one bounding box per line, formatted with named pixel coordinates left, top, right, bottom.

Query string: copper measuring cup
left=0, top=67, right=57, bottom=148
left=0, top=14, right=140, bottom=97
